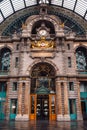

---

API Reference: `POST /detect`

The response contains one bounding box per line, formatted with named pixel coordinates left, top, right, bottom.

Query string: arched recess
left=28, top=59, right=59, bottom=75
left=29, top=61, right=57, bottom=120
left=25, top=14, right=61, bottom=36
left=30, top=62, right=56, bottom=94
left=0, top=47, right=11, bottom=71
left=31, top=20, right=55, bottom=34
left=76, top=46, right=87, bottom=71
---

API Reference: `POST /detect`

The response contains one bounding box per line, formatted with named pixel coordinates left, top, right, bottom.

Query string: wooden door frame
left=30, top=94, right=56, bottom=120
left=30, top=94, right=37, bottom=120
left=49, top=94, right=56, bottom=120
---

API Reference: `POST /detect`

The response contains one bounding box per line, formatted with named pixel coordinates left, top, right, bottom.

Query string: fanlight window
left=31, top=63, right=55, bottom=94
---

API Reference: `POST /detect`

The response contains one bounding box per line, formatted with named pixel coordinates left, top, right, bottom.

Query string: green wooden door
left=10, top=99, right=17, bottom=120
left=0, top=101, right=5, bottom=120
left=69, top=99, right=77, bottom=120
left=0, top=82, right=7, bottom=120
left=80, top=92, right=87, bottom=119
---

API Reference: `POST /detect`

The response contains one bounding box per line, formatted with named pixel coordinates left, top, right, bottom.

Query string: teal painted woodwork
left=70, top=114, right=77, bottom=120
left=69, top=99, right=77, bottom=120
left=0, top=71, right=8, bottom=75
left=0, top=101, right=5, bottom=120
left=36, top=85, right=50, bottom=94
left=10, top=99, right=17, bottom=120
left=9, top=114, right=16, bottom=120
left=79, top=71, right=87, bottom=74
left=80, top=92, right=87, bottom=119
left=0, top=82, right=7, bottom=120
left=0, top=82, right=7, bottom=97
left=0, top=92, right=6, bottom=98
left=80, top=92, right=87, bottom=98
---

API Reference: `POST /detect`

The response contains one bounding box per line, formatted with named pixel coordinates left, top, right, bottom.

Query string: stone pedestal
left=16, top=114, right=29, bottom=121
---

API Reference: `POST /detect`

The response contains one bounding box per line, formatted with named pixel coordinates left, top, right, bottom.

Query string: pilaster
left=16, top=81, right=23, bottom=120
left=56, top=79, right=63, bottom=121
left=56, top=78, right=70, bottom=121
left=76, top=82, right=83, bottom=120
left=24, top=79, right=31, bottom=120
left=5, top=81, right=10, bottom=120
left=63, top=82, right=70, bottom=121
left=16, top=78, right=31, bottom=121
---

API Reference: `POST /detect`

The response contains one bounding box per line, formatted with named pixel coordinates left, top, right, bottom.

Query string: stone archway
left=27, top=59, right=59, bottom=76
left=30, top=62, right=56, bottom=120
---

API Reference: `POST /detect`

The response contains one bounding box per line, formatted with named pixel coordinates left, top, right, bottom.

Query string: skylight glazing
left=11, top=0, right=25, bottom=11
left=75, top=0, right=87, bottom=17
left=51, top=0, right=62, bottom=6
left=0, top=0, right=13, bottom=18
left=63, top=0, right=76, bottom=10
left=0, top=0, right=87, bottom=24
left=25, top=0, right=37, bottom=7
left=85, top=14, right=87, bottom=20
left=0, top=12, right=3, bottom=23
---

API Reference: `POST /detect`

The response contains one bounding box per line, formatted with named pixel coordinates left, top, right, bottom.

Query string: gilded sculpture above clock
left=31, top=37, right=55, bottom=49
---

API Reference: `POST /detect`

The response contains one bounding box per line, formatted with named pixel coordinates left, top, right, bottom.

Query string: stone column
left=24, top=82, right=29, bottom=114
left=63, top=82, right=70, bottom=121
left=15, top=82, right=22, bottom=120
left=56, top=79, right=63, bottom=121
left=26, top=79, right=31, bottom=118
left=23, top=79, right=31, bottom=120
left=76, top=82, right=83, bottom=120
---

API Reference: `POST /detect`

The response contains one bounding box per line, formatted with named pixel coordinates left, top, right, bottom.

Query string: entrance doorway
left=37, top=95, right=49, bottom=120
left=30, top=62, right=56, bottom=120
left=30, top=94, right=56, bottom=120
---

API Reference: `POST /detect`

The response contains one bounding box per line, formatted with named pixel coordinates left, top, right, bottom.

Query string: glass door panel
left=30, top=94, right=37, bottom=120
left=43, top=99, right=49, bottom=120
left=10, top=99, right=17, bottom=120
left=49, top=94, right=56, bottom=120
left=36, top=95, right=49, bottom=120
left=81, top=101, right=87, bottom=120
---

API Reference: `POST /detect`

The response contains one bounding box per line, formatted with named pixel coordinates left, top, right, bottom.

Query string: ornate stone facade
left=0, top=4, right=87, bottom=121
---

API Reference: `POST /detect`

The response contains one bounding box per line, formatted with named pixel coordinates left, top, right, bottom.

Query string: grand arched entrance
left=30, top=62, right=56, bottom=120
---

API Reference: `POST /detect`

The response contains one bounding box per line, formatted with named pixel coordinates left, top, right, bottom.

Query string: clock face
left=39, top=29, right=47, bottom=36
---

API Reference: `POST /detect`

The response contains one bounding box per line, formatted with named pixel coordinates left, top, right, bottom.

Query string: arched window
left=0, top=48, right=11, bottom=71
left=76, top=47, right=87, bottom=71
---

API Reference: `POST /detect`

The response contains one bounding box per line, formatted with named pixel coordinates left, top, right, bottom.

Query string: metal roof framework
left=0, top=0, right=87, bottom=24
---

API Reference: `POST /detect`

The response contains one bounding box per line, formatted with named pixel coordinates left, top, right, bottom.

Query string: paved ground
left=0, top=120, right=87, bottom=130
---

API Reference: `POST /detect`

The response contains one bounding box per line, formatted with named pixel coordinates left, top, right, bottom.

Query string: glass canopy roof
left=0, top=0, right=87, bottom=24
